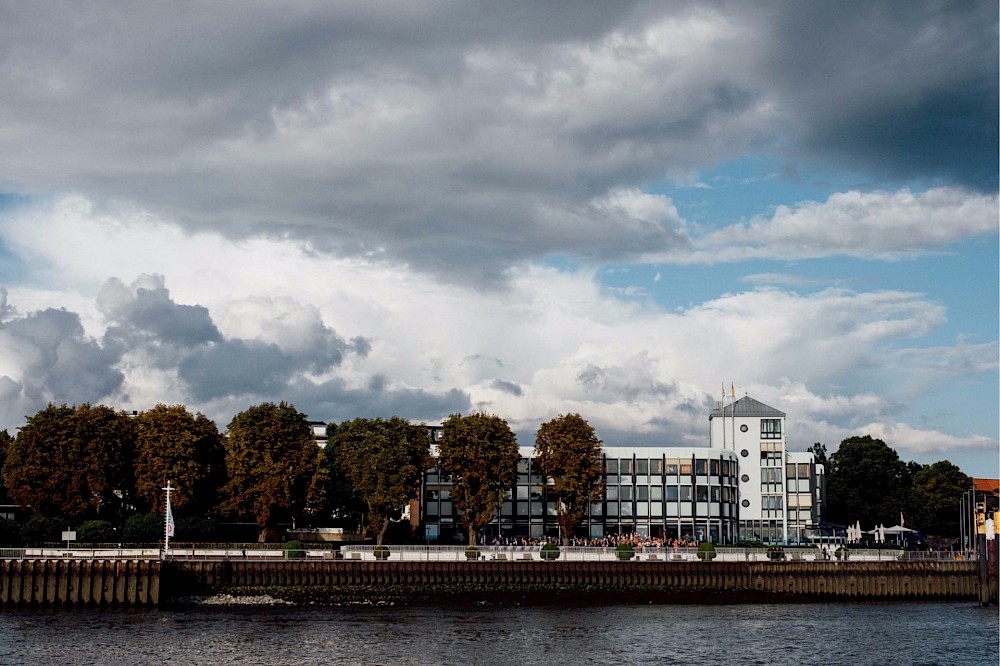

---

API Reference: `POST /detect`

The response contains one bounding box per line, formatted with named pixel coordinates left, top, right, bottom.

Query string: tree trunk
left=469, top=526, right=477, bottom=548
left=377, top=517, right=389, bottom=546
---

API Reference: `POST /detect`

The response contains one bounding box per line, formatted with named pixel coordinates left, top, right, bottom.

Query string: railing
left=338, top=545, right=967, bottom=563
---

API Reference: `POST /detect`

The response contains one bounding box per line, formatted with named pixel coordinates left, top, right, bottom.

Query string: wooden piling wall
left=167, top=560, right=979, bottom=604
left=0, top=559, right=983, bottom=607
left=0, top=559, right=160, bottom=608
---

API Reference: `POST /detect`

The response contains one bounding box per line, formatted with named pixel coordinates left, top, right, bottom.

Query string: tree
left=809, top=442, right=828, bottom=467
left=535, top=413, right=605, bottom=545
left=0, top=429, right=12, bottom=504
left=219, top=402, right=324, bottom=542
left=4, top=404, right=136, bottom=521
left=825, top=435, right=911, bottom=527
left=331, top=417, right=432, bottom=545
left=134, top=404, right=226, bottom=516
left=322, top=422, right=366, bottom=533
left=909, top=460, right=970, bottom=538
left=437, top=413, right=520, bottom=547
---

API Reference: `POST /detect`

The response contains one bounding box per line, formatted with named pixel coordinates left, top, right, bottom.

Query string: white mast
left=163, top=481, right=175, bottom=558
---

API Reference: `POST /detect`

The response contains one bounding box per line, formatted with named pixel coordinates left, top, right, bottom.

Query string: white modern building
left=418, top=394, right=823, bottom=545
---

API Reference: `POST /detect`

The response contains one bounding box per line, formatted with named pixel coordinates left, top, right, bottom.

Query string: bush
left=176, top=516, right=218, bottom=542
left=615, top=542, right=635, bottom=561
left=835, top=546, right=848, bottom=560
left=766, top=545, right=785, bottom=561
left=464, top=546, right=480, bottom=560
left=540, top=542, right=561, bottom=560
left=697, top=542, right=717, bottom=561
left=374, top=545, right=391, bottom=560
left=76, top=519, right=116, bottom=543
left=20, top=516, right=63, bottom=545
left=124, top=513, right=164, bottom=543
left=0, top=517, right=20, bottom=546
left=283, top=540, right=306, bottom=559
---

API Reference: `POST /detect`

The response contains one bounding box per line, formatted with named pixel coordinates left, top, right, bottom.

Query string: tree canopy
left=825, top=435, right=912, bottom=528
left=909, top=460, right=970, bottom=538
left=535, top=413, right=605, bottom=545
left=438, top=413, right=520, bottom=547
left=219, top=402, right=324, bottom=542
left=4, top=403, right=136, bottom=521
left=134, top=404, right=226, bottom=516
left=331, top=417, right=432, bottom=545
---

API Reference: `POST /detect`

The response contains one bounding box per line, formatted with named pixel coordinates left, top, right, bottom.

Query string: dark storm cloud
left=490, top=379, right=524, bottom=397
left=761, top=1, right=998, bottom=191
left=0, top=1, right=994, bottom=281
left=283, top=376, right=472, bottom=425
left=178, top=339, right=293, bottom=401
left=98, top=276, right=221, bottom=347
left=0, top=296, right=124, bottom=420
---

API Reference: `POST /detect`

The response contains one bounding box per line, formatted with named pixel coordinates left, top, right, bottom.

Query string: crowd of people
left=486, top=533, right=703, bottom=549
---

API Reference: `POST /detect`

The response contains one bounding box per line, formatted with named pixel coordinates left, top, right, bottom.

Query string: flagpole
left=163, top=481, right=174, bottom=559
left=721, top=383, right=727, bottom=450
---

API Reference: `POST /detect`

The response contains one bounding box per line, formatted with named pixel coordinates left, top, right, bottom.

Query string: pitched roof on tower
left=710, top=395, right=785, bottom=419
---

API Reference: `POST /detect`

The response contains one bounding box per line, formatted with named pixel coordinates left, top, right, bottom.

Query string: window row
left=605, top=458, right=735, bottom=477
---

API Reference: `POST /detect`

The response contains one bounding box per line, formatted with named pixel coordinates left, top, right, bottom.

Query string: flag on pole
left=731, top=383, right=735, bottom=399
left=900, top=512, right=904, bottom=527
left=165, top=494, right=175, bottom=538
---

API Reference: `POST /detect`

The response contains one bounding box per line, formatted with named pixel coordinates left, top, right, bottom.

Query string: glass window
left=517, top=460, right=530, bottom=474
left=427, top=502, right=439, bottom=515
left=650, top=486, right=663, bottom=500
left=650, top=459, right=663, bottom=475
left=606, top=459, right=618, bottom=474
left=607, top=502, right=619, bottom=517
left=696, top=485, right=709, bottom=502
left=786, top=463, right=796, bottom=479
left=501, top=501, right=513, bottom=516
left=666, top=486, right=678, bottom=501
left=620, top=459, right=634, bottom=475
left=517, top=501, right=528, bottom=515
left=695, top=459, right=707, bottom=476
left=637, top=486, right=649, bottom=501
left=620, top=486, right=633, bottom=501
left=530, top=487, right=543, bottom=501
left=710, top=486, right=720, bottom=502
left=798, top=463, right=810, bottom=477
left=620, top=502, right=633, bottom=517
left=637, top=459, right=649, bottom=475
left=679, top=486, right=692, bottom=501
left=650, top=502, right=663, bottom=517
left=441, top=501, right=453, bottom=514
left=590, top=502, right=603, bottom=516
left=636, top=502, right=649, bottom=517
left=665, top=460, right=679, bottom=475
left=679, top=461, right=693, bottom=475
left=530, top=502, right=542, bottom=516
left=606, top=485, right=619, bottom=500
left=426, top=489, right=440, bottom=501
left=709, top=459, right=720, bottom=476
left=761, top=418, right=782, bottom=439
left=516, top=486, right=529, bottom=499
left=606, top=474, right=618, bottom=485
left=721, top=460, right=730, bottom=476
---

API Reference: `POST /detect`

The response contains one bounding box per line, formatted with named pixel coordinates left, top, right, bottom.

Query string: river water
left=0, top=602, right=996, bottom=665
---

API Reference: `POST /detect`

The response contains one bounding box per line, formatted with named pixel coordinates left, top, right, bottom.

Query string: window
left=709, top=459, right=720, bottom=476
left=679, top=461, right=693, bottom=475
left=606, top=486, right=618, bottom=501
left=695, top=459, right=707, bottom=476
left=798, top=463, right=810, bottom=477
left=649, top=459, right=663, bottom=475
left=741, top=474, right=750, bottom=482
left=740, top=424, right=748, bottom=432
left=679, top=486, right=692, bottom=501
left=666, top=486, right=679, bottom=501
left=637, top=486, right=649, bottom=501
left=619, top=486, right=633, bottom=501
left=761, top=418, right=782, bottom=439
left=650, top=486, right=662, bottom=500
left=605, top=459, right=618, bottom=474
left=786, top=463, right=797, bottom=479
left=740, top=449, right=749, bottom=457
left=620, top=459, right=634, bottom=475
left=696, top=485, right=709, bottom=502
left=637, top=459, right=649, bottom=475
left=664, top=460, right=679, bottom=475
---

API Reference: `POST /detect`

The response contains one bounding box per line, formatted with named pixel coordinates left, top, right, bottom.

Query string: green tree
left=0, top=429, right=12, bottom=504
left=134, top=404, right=226, bottom=516
left=809, top=442, right=828, bottom=467
left=331, top=417, right=431, bottom=545
left=909, top=460, right=970, bottom=538
left=124, top=513, right=166, bottom=543
left=4, top=404, right=136, bottom=521
left=438, top=413, right=520, bottom=547
left=826, top=435, right=911, bottom=528
left=220, top=402, right=324, bottom=542
left=76, top=519, right=116, bottom=543
left=20, top=515, right=62, bottom=545
left=322, top=422, right=366, bottom=532
left=535, top=413, right=605, bottom=545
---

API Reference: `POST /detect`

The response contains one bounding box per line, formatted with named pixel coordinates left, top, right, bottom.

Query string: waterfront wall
left=166, top=560, right=980, bottom=605
left=0, top=559, right=986, bottom=607
left=0, top=559, right=160, bottom=608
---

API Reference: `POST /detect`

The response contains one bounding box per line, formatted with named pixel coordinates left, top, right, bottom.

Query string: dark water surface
left=1, top=602, right=996, bottom=665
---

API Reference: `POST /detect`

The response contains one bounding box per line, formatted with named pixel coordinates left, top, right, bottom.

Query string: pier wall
left=0, top=559, right=160, bottom=608
left=0, top=559, right=985, bottom=607
left=166, top=559, right=979, bottom=604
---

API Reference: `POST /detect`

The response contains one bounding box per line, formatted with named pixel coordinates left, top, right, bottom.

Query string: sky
left=0, top=1, right=996, bottom=477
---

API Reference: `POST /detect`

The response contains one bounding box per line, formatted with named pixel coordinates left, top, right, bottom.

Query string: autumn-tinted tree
left=322, top=422, right=366, bottom=532
left=331, top=417, right=432, bottom=545
left=438, top=413, right=520, bottom=547
left=134, top=404, right=226, bottom=516
left=826, top=435, right=911, bottom=527
left=220, top=402, right=324, bottom=542
left=909, top=460, right=970, bottom=537
left=4, top=404, right=137, bottom=521
left=0, top=429, right=12, bottom=504
left=535, top=413, right=605, bottom=545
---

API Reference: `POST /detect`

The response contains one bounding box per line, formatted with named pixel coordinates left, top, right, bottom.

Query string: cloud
left=0, top=3, right=992, bottom=282
left=658, top=187, right=998, bottom=264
